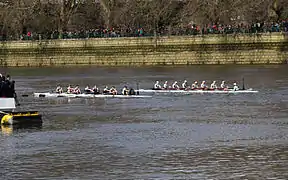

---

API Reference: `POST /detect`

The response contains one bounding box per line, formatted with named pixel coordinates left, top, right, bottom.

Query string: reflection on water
left=0, top=65, right=288, bottom=179
left=1, top=124, right=43, bottom=136
left=1, top=125, right=13, bottom=136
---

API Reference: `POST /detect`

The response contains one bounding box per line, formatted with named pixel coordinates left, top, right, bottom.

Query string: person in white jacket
left=182, top=80, right=188, bottom=89
left=200, top=81, right=207, bottom=89
left=210, top=81, right=217, bottom=89
left=172, top=81, right=179, bottom=89
left=191, top=81, right=198, bottom=89
left=154, top=81, right=161, bottom=89
left=163, top=81, right=168, bottom=89
left=220, top=81, right=226, bottom=89
left=233, top=82, right=239, bottom=91
left=56, top=85, right=63, bottom=93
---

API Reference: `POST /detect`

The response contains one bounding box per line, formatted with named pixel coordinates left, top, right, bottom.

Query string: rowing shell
left=136, top=88, right=258, bottom=94
left=33, top=93, right=151, bottom=98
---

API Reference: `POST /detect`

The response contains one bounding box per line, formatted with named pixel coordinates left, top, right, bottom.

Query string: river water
left=0, top=65, right=287, bottom=179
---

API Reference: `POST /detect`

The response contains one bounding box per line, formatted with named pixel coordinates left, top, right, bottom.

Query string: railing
left=1, top=24, right=287, bottom=41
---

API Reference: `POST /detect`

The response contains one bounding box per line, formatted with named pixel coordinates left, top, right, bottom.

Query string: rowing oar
left=242, top=77, right=245, bottom=90
left=136, top=82, right=140, bottom=95
left=0, top=111, right=9, bottom=115
left=14, top=93, right=21, bottom=106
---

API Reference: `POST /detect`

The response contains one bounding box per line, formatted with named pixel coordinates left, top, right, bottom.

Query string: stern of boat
left=1, top=111, right=42, bottom=125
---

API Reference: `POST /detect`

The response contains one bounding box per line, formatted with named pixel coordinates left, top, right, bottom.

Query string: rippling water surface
left=0, top=65, right=288, bottom=179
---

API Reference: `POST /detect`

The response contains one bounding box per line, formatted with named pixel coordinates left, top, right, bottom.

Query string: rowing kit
left=31, top=78, right=258, bottom=99
left=147, top=79, right=259, bottom=94
left=33, top=92, right=151, bottom=98
left=33, top=87, right=258, bottom=99
left=136, top=88, right=258, bottom=94
left=146, top=78, right=259, bottom=94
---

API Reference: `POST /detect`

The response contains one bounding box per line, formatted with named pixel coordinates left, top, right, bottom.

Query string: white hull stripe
left=136, top=89, right=258, bottom=93
left=33, top=93, right=151, bottom=98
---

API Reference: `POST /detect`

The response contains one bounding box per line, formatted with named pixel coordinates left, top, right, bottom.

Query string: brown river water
left=0, top=65, right=287, bottom=179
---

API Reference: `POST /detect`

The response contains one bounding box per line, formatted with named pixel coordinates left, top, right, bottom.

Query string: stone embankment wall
left=0, top=33, right=287, bottom=66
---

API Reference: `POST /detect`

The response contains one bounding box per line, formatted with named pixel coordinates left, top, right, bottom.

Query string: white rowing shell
left=33, top=93, right=152, bottom=98
left=136, top=89, right=259, bottom=93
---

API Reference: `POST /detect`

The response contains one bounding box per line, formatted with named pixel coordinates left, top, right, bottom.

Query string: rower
left=200, top=81, right=207, bottom=89
left=128, top=88, right=136, bottom=95
left=220, top=81, right=226, bottom=89
left=92, top=85, right=100, bottom=94
left=154, top=81, right=161, bottom=89
left=182, top=80, right=188, bottom=89
left=191, top=81, right=198, bottom=89
left=84, top=85, right=93, bottom=94
left=103, top=86, right=110, bottom=94
left=233, top=82, right=239, bottom=91
left=67, top=85, right=74, bottom=94
left=163, top=81, right=168, bottom=89
left=210, top=81, right=217, bottom=89
left=74, top=85, right=81, bottom=94
left=122, top=86, right=129, bottom=95
left=55, top=85, right=63, bottom=93
left=172, top=81, right=179, bottom=89
left=110, top=86, right=118, bottom=95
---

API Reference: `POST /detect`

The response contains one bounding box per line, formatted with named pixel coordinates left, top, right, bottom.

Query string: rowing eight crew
left=154, top=80, right=240, bottom=91
left=55, top=85, right=136, bottom=95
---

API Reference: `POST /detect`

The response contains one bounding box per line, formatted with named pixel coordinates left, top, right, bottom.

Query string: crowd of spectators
left=173, top=20, right=288, bottom=35
left=16, top=27, right=144, bottom=41
left=1, top=20, right=288, bottom=41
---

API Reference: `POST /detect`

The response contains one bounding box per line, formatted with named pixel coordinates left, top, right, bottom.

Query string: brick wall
left=0, top=33, right=287, bottom=66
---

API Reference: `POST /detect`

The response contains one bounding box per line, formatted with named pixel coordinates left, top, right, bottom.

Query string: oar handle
left=242, top=77, right=245, bottom=90
left=0, top=111, right=9, bottom=115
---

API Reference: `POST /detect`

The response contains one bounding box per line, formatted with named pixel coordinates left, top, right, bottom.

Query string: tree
left=56, top=0, right=83, bottom=36
left=99, top=0, right=117, bottom=28
left=0, top=0, right=39, bottom=39
left=271, top=0, right=288, bottom=21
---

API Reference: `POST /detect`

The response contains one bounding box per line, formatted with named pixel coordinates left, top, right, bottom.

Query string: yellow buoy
left=1, top=114, right=13, bottom=125
left=1, top=111, right=42, bottom=125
